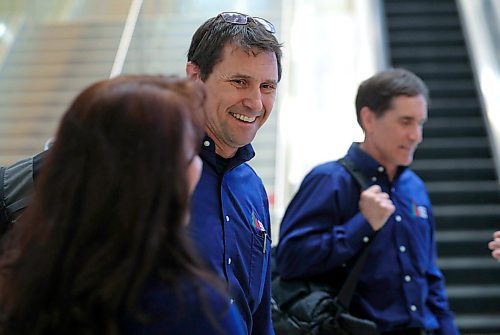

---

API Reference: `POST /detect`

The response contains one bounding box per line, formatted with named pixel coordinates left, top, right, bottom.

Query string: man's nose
left=410, top=125, right=423, bottom=143
left=242, top=88, right=264, bottom=112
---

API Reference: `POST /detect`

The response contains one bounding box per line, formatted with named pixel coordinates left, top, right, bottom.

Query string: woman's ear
left=186, top=62, right=201, bottom=81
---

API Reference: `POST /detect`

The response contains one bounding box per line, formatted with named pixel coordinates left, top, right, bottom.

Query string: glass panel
left=0, top=0, right=131, bottom=165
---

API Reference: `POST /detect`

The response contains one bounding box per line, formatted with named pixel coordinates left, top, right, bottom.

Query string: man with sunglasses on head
left=185, top=12, right=282, bottom=335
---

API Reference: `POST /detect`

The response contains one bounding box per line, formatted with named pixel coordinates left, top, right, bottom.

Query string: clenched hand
left=359, top=185, right=395, bottom=231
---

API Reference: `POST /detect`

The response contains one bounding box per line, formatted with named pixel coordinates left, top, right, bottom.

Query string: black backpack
left=0, top=151, right=45, bottom=235
left=271, top=158, right=379, bottom=335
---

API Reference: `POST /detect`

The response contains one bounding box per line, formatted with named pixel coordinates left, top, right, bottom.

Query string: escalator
left=383, top=0, right=500, bottom=333
left=0, top=0, right=132, bottom=166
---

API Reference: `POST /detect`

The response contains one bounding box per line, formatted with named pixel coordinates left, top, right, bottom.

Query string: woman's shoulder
left=123, top=276, right=245, bottom=335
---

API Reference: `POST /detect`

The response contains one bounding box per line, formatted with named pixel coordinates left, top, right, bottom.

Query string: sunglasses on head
left=218, top=11, right=276, bottom=33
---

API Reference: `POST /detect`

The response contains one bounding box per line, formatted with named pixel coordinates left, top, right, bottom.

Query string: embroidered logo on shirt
left=252, top=211, right=268, bottom=253
left=411, top=202, right=428, bottom=219
left=252, top=211, right=266, bottom=232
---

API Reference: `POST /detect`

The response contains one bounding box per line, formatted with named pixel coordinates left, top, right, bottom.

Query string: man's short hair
left=355, top=68, right=429, bottom=129
left=187, top=13, right=283, bottom=82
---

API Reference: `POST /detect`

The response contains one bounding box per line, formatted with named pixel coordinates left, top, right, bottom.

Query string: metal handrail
left=457, top=0, right=500, bottom=185
left=109, top=0, right=143, bottom=78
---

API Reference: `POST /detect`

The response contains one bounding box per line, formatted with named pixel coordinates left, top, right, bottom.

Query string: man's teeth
left=231, top=113, right=256, bottom=123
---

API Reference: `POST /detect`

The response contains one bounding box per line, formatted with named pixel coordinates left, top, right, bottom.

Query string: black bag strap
left=338, top=158, right=371, bottom=191
left=0, top=154, right=41, bottom=231
left=0, top=167, right=10, bottom=229
left=336, top=158, right=375, bottom=310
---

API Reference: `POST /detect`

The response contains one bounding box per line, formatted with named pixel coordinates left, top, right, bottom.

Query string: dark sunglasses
left=219, top=11, right=276, bottom=33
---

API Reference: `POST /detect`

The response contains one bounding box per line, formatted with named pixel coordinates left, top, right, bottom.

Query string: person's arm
left=426, top=208, right=459, bottom=335
left=488, top=231, right=500, bottom=260
left=277, top=170, right=376, bottom=279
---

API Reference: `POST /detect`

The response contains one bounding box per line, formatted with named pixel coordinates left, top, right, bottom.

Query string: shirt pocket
left=249, top=229, right=272, bottom=307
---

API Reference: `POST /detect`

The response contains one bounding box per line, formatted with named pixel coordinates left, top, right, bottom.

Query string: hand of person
left=488, top=231, right=500, bottom=261
left=359, top=185, right=395, bottom=231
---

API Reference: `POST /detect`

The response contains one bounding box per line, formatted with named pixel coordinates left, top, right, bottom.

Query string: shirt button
left=363, top=236, right=370, bottom=243
left=230, top=298, right=234, bottom=304
left=410, top=305, right=417, bottom=312
left=391, top=187, right=395, bottom=192
left=399, top=245, right=406, bottom=253
left=228, top=257, right=232, bottom=265
left=225, top=215, right=230, bottom=222
left=395, top=215, right=402, bottom=222
left=371, top=176, right=377, bottom=182
left=203, top=140, right=210, bottom=147
left=404, top=275, right=412, bottom=282
left=378, top=166, right=384, bottom=173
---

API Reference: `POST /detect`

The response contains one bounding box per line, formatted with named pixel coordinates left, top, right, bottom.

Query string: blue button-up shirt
left=276, top=143, right=458, bottom=334
left=189, top=136, right=274, bottom=335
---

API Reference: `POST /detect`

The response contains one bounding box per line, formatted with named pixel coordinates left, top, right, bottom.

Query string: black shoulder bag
left=271, top=158, right=380, bottom=335
left=0, top=152, right=47, bottom=235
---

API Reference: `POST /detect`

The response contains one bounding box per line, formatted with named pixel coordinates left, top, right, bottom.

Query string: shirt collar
left=199, top=135, right=255, bottom=174
left=346, top=142, right=408, bottom=183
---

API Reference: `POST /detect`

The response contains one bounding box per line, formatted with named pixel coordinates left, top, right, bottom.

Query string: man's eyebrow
left=264, top=79, right=278, bottom=86
left=227, top=73, right=278, bottom=84
left=400, top=115, right=427, bottom=123
left=228, top=73, right=251, bottom=79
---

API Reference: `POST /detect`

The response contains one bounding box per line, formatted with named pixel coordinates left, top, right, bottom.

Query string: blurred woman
left=0, top=75, right=244, bottom=335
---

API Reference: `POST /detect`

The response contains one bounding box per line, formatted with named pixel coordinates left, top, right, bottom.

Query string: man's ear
left=360, top=106, right=375, bottom=133
left=186, top=62, right=201, bottom=81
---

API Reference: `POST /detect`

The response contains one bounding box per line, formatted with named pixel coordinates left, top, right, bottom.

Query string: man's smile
left=230, top=112, right=256, bottom=123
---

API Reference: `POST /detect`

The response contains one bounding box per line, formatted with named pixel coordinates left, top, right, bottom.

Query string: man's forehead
left=385, top=95, right=427, bottom=116
left=216, top=45, right=278, bottom=81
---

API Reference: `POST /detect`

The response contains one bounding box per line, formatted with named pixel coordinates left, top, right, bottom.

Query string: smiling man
left=185, top=12, right=282, bottom=335
left=276, top=69, right=459, bottom=335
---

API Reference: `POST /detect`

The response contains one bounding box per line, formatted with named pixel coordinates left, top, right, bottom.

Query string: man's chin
left=401, top=158, right=414, bottom=166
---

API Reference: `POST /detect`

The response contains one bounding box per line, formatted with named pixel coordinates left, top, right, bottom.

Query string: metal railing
left=457, top=0, right=500, bottom=184
left=109, top=0, right=143, bottom=78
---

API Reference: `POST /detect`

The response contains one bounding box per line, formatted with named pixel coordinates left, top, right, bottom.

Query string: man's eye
left=261, top=83, right=277, bottom=92
left=231, top=79, right=245, bottom=86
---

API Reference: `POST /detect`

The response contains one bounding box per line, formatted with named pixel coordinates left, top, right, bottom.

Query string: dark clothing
left=382, top=328, right=435, bottom=335
left=277, top=143, right=458, bottom=334
left=189, top=136, right=273, bottom=335
left=123, top=278, right=245, bottom=334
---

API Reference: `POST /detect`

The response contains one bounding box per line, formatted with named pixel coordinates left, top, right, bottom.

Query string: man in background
left=276, top=69, right=458, bottom=335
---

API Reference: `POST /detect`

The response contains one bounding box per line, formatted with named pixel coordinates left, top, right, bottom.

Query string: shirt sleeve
left=251, top=250, right=275, bottom=335
left=251, top=187, right=275, bottom=335
left=277, top=169, right=375, bottom=279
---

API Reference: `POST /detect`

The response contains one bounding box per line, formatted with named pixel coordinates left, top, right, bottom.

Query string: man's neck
left=205, top=129, right=237, bottom=158
left=214, top=144, right=237, bottom=159
left=358, top=142, right=397, bottom=182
